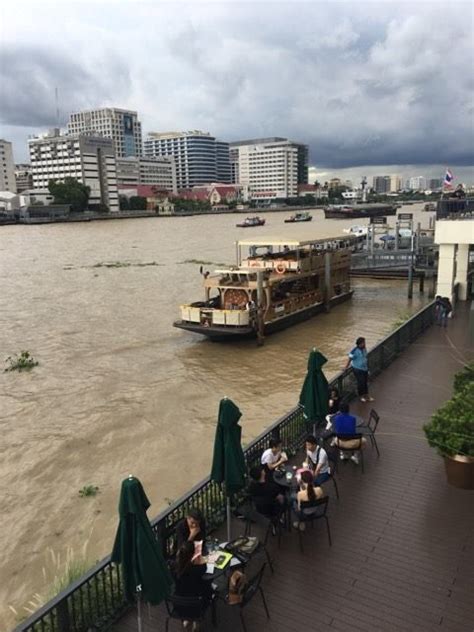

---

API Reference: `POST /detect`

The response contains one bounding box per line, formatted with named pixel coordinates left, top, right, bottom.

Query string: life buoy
left=275, top=261, right=286, bottom=275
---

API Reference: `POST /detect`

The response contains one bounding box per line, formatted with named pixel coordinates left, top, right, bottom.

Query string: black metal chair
left=164, top=593, right=216, bottom=631
left=335, top=434, right=365, bottom=473
left=325, top=448, right=340, bottom=500
left=358, top=409, right=381, bottom=456
left=297, top=496, right=332, bottom=552
left=241, top=501, right=281, bottom=573
left=225, top=563, right=270, bottom=632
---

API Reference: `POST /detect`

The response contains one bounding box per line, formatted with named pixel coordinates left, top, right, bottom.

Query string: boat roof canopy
left=213, top=268, right=263, bottom=275
left=237, top=236, right=354, bottom=248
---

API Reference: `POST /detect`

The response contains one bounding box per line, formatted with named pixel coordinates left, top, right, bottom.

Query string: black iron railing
left=14, top=301, right=436, bottom=632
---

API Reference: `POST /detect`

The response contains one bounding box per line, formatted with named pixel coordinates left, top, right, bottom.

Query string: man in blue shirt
left=333, top=402, right=366, bottom=464
left=346, top=336, right=374, bottom=403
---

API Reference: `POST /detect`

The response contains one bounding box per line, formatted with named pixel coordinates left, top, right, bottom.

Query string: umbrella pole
left=226, top=495, right=232, bottom=542
left=136, top=588, right=142, bottom=632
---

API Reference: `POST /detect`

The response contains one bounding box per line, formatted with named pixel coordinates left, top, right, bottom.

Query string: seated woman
left=292, top=470, right=324, bottom=531
left=172, top=541, right=213, bottom=630
left=176, top=509, right=207, bottom=550
left=248, top=465, right=286, bottom=519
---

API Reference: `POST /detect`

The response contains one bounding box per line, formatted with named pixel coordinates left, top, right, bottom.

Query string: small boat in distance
left=324, top=203, right=398, bottom=219
left=284, top=211, right=312, bottom=223
left=342, top=225, right=368, bottom=237
left=236, top=216, right=266, bottom=228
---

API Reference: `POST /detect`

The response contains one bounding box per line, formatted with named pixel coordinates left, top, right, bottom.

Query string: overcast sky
left=1, top=0, right=473, bottom=182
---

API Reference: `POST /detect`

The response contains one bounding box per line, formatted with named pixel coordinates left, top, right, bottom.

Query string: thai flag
left=443, top=169, right=454, bottom=189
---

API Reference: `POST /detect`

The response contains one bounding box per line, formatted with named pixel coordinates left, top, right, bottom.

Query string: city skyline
left=1, top=1, right=473, bottom=180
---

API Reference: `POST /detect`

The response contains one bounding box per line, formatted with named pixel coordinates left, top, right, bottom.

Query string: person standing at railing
left=346, top=337, right=374, bottom=403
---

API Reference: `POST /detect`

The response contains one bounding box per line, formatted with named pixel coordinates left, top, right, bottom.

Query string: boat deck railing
left=14, top=301, right=436, bottom=632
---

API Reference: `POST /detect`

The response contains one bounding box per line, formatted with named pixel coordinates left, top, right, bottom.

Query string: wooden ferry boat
left=173, top=237, right=353, bottom=340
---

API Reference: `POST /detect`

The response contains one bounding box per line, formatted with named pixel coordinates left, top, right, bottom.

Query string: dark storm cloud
left=0, top=46, right=130, bottom=128
left=1, top=2, right=473, bottom=169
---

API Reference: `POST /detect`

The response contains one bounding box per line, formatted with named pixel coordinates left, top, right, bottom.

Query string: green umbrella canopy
left=210, top=398, right=246, bottom=495
left=111, top=476, right=172, bottom=605
left=299, top=349, right=329, bottom=425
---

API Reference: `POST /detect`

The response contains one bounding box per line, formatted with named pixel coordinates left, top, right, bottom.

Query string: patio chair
left=325, top=450, right=340, bottom=500
left=335, top=434, right=365, bottom=473
left=358, top=409, right=381, bottom=456
left=224, top=563, right=270, bottom=632
left=164, top=593, right=216, bottom=631
left=297, top=496, right=332, bottom=552
left=240, top=501, right=280, bottom=573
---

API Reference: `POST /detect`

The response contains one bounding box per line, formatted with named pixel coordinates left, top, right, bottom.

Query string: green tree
left=119, top=195, right=130, bottom=211
left=48, top=178, right=90, bottom=212
left=129, top=196, right=147, bottom=210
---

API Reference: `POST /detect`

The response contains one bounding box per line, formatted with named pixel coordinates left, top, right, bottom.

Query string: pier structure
left=435, top=215, right=473, bottom=301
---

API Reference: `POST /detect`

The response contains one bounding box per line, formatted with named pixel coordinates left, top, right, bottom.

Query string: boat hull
left=173, top=290, right=353, bottom=341
left=324, top=206, right=397, bottom=219
left=284, top=218, right=312, bottom=223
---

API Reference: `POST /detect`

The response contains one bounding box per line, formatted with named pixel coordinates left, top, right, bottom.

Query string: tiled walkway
left=114, top=303, right=474, bottom=632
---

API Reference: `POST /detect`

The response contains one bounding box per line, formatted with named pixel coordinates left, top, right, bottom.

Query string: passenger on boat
left=260, top=438, right=288, bottom=471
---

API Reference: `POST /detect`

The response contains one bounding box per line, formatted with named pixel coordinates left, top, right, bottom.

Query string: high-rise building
left=372, top=176, right=391, bottom=194
left=409, top=176, right=426, bottom=191
left=389, top=175, right=402, bottom=192
left=68, top=108, right=142, bottom=158
left=0, top=140, right=17, bottom=193
left=29, top=129, right=119, bottom=211
left=115, top=156, right=177, bottom=193
left=15, top=164, right=34, bottom=192
left=429, top=178, right=442, bottom=190
left=143, top=131, right=231, bottom=189
left=229, top=137, right=308, bottom=200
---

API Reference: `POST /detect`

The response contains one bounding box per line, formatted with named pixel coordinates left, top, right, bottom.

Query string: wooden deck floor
left=113, top=303, right=474, bottom=632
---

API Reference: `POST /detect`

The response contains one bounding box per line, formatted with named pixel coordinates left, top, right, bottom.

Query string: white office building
left=144, top=131, right=231, bottom=189
left=0, top=140, right=17, bottom=193
left=15, top=164, right=34, bottom=192
left=68, top=108, right=142, bottom=158
left=409, top=176, right=426, bottom=191
left=230, top=138, right=308, bottom=200
left=116, top=156, right=177, bottom=193
left=28, top=129, right=119, bottom=212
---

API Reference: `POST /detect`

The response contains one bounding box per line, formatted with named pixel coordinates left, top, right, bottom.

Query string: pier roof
left=237, top=236, right=352, bottom=248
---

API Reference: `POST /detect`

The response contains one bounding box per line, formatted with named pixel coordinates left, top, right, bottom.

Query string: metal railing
left=14, top=301, right=436, bottom=632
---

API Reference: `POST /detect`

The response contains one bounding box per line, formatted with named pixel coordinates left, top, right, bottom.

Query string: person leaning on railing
left=345, top=336, right=374, bottom=403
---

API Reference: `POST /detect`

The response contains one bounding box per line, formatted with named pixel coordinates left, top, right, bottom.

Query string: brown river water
left=0, top=204, right=431, bottom=627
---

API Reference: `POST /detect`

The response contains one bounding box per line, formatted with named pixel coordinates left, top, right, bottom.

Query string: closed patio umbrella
left=299, top=348, right=329, bottom=434
left=210, top=397, right=246, bottom=542
left=111, top=475, right=172, bottom=631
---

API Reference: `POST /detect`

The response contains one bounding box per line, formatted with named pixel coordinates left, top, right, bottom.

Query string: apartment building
left=229, top=137, right=308, bottom=200
left=116, top=156, right=177, bottom=193
left=372, top=175, right=401, bottom=194
left=143, top=131, right=231, bottom=189
left=68, top=108, right=142, bottom=158
left=409, top=176, right=426, bottom=191
left=0, top=140, right=17, bottom=193
left=28, top=129, right=119, bottom=211
left=15, top=164, right=34, bottom=192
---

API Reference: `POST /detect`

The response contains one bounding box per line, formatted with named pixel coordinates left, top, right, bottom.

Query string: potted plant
left=423, top=365, right=474, bottom=489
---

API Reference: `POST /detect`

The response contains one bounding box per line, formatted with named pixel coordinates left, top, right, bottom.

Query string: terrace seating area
left=114, top=303, right=474, bottom=632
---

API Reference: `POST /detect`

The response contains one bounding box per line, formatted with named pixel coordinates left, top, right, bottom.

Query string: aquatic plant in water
left=4, top=351, right=39, bottom=372
left=78, top=485, right=100, bottom=498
